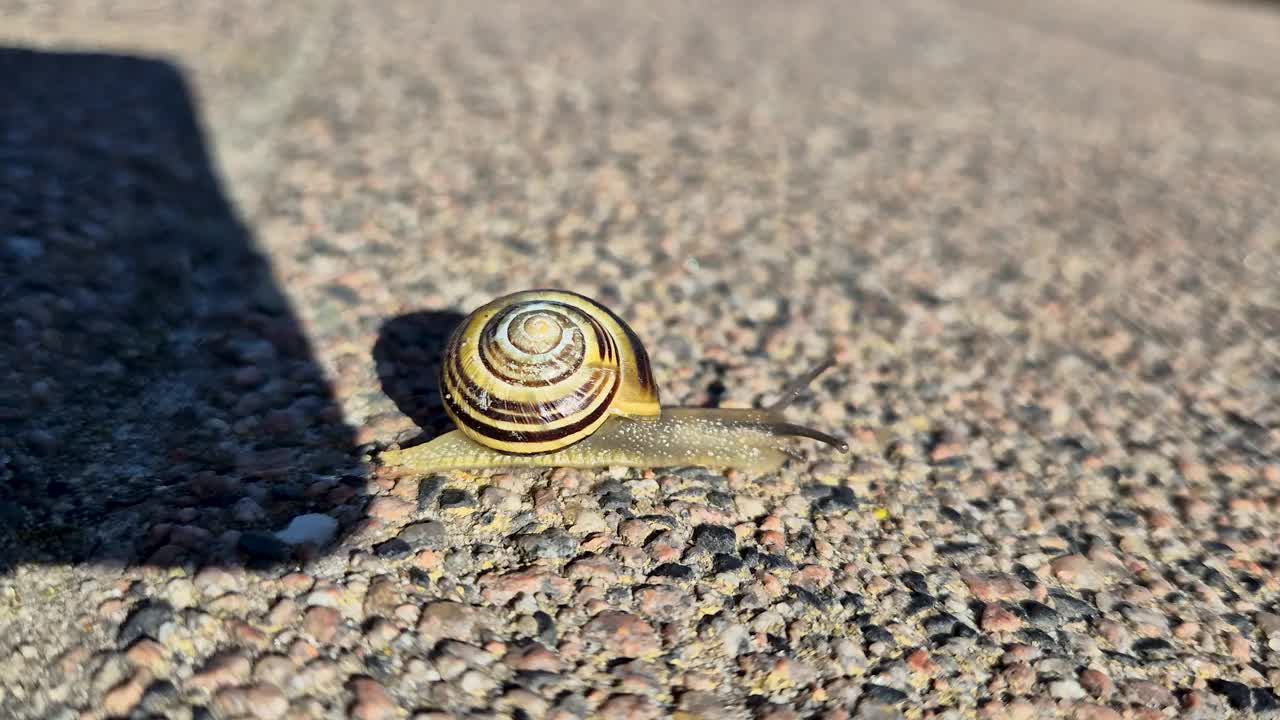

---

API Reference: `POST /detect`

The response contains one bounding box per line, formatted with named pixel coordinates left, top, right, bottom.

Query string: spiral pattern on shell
left=440, top=290, right=661, bottom=454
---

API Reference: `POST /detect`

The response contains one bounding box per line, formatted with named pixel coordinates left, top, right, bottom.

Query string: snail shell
left=439, top=289, right=660, bottom=455
left=380, top=289, right=847, bottom=474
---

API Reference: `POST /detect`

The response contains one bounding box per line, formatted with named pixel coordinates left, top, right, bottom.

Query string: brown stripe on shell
left=444, top=350, right=612, bottom=424
left=444, top=367, right=621, bottom=452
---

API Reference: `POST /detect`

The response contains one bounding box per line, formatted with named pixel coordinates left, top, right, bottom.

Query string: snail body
left=379, top=289, right=847, bottom=474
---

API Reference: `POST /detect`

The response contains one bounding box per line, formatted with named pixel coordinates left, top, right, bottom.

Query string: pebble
left=398, top=520, right=448, bottom=549
left=117, top=600, right=175, bottom=644
left=304, top=606, right=341, bottom=642
left=275, top=513, right=339, bottom=546
left=1049, top=555, right=1106, bottom=590
left=367, top=496, right=414, bottom=521
left=584, top=611, right=661, bottom=658
left=692, top=524, right=738, bottom=554
left=348, top=676, right=400, bottom=720
left=980, top=603, right=1022, bottom=633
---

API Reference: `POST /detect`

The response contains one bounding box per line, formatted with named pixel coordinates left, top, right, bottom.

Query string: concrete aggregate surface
left=2, top=0, right=1280, bottom=718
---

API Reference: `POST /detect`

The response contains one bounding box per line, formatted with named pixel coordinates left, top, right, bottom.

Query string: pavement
left=1, top=0, right=1279, bottom=718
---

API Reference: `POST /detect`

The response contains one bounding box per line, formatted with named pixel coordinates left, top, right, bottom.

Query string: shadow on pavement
left=372, top=310, right=467, bottom=451
left=0, top=46, right=363, bottom=573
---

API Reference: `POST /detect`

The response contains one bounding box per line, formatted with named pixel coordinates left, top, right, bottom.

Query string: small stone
left=649, top=562, right=693, bottom=579
left=374, top=538, right=412, bottom=557
left=1123, top=680, right=1177, bottom=708
left=570, top=509, right=607, bottom=534
left=117, top=600, right=174, bottom=644
left=460, top=669, right=498, bottom=695
left=1078, top=669, right=1113, bottom=699
left=584, top=611, right=660, bottom=658
left=860, top=684, right=908, bottom=705
left=1049, top=555, right=1105, bottom=590
left=692, top=524, right=737, bottom=554
left=1049, top=679, right=1087, bottom=700
left=961, top=572, right=1029, bottom=602
left=439, top=488, right=476, bottom=510
left=417, top=601, right=481, bottom=643
left=245, top=684, right=288, bottom=719
left=276, top=513, right=339, bottom=546
left=598, top=693, right=659, bottom=720
left=194, top=567, right=241, bottom=596
left=253, top=654, right=295, bottom=687
left=981, top=603, right=1022, bottom=633
left=399, top=520, right=447, bottom=549
left=504, top=642, right=562, bottom=673
left=514, top=529, right=579, bottom=559
left=367, top=496, right=413, bottom=520
left=479, top=568, right=573, bottom=604
left=1021, top=600, right=1060, bottom=627
left=416, top=476, right=445, bottom=509
left=304, top=606, right=341, bottom=642
left=348, top=676, right=400, bottom=720
left=124, top=638, right=169, bottom=674
left=1206, top=679, right=1252, bottom=710
left=187, top=651, right=252, bottom=691
left=102, top=673, right=147, bottom=718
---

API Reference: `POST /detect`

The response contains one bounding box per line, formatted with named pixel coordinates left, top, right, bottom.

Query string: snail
left=378, top=289, right=848, bottom=474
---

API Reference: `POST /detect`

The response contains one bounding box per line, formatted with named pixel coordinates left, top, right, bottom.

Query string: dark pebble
left=237, top=531, right=291, bottom=562
left=814, top=485, right=857, bottom=513
left=900, top=571, right=928, bottom=594
left=841, top=593, right=865, bottom=612
left=742, top=548, right=795, bottom=570
left=117, top=600, right=175, bottom=644
left=1017, top=628, right=1060, bottom=650
left=711, top=553, right=744, bottom=573
left=1105, top=511, right=1139, bottom=527
left=692, top=524, right=737, bottom=554
left=599, top=491, right=632, bottom=510
left=1047, top=590, right=1097, bottom=620
left=138, top=679, right=179, bottom=713
left=1253, top=687, right=1280, bottom=711
left=936, top=542, right=982, bottom=556
left=416, top=475, right=444, bottom=510
left=398, top=520, right=447, bottom=549
left=534, top=610, right=556, bottom=644
left=862, top=625, right=894, bottom=645
left=789, top=585, right=828, bottom=607
left=514, top=670, right=562, bottom=692
left=364, top=652, right=394, bottom=682
left=1221, top=613, right=1252, bottom=634
left=861, top=684, right=908, bottom=704
left=923, top=613, right=958, bottom=636
left=706, top=491, right=733, bottom=508
left=438, top=488, right=475, bottom=510
left=905, top=592, right=936, bottom=615
left=1132, top=637, right=1177, bottom=662
left=1101, top=649, right=1143, bottom=666
left=802, top=485, right=833, bottom=499
left=1203, top=541, right=1233, bottom=555
left=1207, top=679, right=1253, bottom=710
left=1021, top=600, right=1061, bottom=627
left=373, top=538, right=412, bottom=558
left=650, top=563, right=693, bottom=579
left=514, top=529, right=578, bottom=559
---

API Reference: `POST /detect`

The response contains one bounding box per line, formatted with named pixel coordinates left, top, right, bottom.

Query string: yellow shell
left=440, top=289, right=661, bottom=455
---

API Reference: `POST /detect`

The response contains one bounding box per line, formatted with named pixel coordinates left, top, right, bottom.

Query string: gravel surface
left=3, top=0, right=1280, bottom=718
